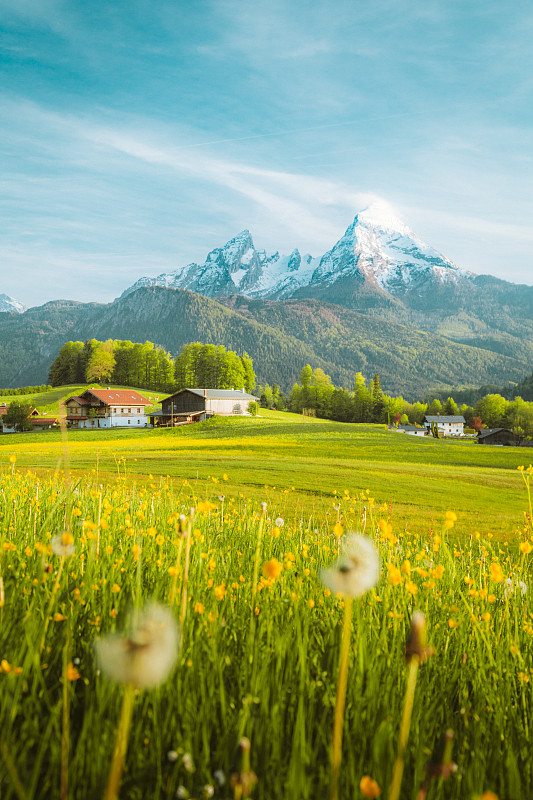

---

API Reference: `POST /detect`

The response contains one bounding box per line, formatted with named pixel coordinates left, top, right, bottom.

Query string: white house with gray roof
left=424, top=415, right=466, bottom=436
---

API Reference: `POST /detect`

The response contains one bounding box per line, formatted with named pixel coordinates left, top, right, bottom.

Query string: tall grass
left=0, top=459, right=531, bottom=799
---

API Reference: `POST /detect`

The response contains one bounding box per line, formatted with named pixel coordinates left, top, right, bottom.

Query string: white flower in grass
left=51, top=531, right=75, bottom=558
left=95, top=602, right=179, bottom=688
left=321, top=534, right=380, bottom=597
left=274, top=517, right=284, bottom=527
left=504, top=578, right=528, bottom=599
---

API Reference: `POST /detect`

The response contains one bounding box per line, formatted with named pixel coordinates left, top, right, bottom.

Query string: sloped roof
left=425, top=416, right=466, bottom=424
left=65, top=395, right=91, bottom=406
left=477, top=427, right=514, bottom=440
left=83, top=389, right=151, bottom=405
left=167, top=388, right=258, bottom=401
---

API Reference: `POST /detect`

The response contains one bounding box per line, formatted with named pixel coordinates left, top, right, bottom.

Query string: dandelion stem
left=179, top=519, right=192, bottom=630
left=330, top=594, right=353, bottom=800
left=60, top=620, right=71, bottom=800
left=169, top=537, right=184, bottom=607
left=389, top=654, right=420, bottom=800
left=104, top=683, right=135, bottom=800
left=0, top=738, right=27, bottom=800
left=39, top=557, right=65, bottom=654
left=249, top=508, right=266, bottom=640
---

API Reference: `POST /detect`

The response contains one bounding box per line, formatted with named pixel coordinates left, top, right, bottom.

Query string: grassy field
left=0, top=409, right=531, bottom=800
left=0, top=409, right=528, bottom=536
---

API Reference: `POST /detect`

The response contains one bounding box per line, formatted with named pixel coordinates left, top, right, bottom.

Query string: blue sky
left=1, top=0, right=532, bottom=306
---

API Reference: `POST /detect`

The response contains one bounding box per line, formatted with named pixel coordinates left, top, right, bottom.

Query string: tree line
left=258, top=365, right=533, bottom=438
left=0, top=385, right=51, bottom=396
left=48, top=340, right=256, bottom=394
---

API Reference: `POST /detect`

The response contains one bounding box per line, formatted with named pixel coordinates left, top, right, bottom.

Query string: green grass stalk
left=388, top=654, right=420, bottom=800
left=249, top=506, right=266, bottom=640
left=330, top=594, right=353, bottom=800
left=103, top=684, right=136, bottom=800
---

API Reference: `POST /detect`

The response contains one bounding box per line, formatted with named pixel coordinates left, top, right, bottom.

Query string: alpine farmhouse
left=65, top=389, right=151, bottom=428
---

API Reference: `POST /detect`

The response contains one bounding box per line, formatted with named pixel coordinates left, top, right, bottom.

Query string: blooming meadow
left=0, top=457, right=531, bottom=799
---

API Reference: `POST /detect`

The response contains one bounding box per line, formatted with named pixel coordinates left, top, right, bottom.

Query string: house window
left=121, top=408, right=125, bottom=413
left=137, top=408, right=140, bottom=413
left=128, top=419, right=130, bottom=424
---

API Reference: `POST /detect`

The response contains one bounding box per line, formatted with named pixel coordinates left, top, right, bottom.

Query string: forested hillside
left=0, top=287, right=529, bottom=397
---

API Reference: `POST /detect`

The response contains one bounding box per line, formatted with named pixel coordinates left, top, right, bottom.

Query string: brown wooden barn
left=149, top=388, right=258, bottom=427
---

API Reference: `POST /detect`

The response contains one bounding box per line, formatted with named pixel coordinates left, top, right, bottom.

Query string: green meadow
left=0, top=407, right=528, bottom=536
left=0, top=401, right=531, bottom=800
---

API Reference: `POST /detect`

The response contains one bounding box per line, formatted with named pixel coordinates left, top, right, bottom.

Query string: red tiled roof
left=84, top=389, right=151, bottom=405
left=31, top=417, right=59, bottom=426
left=0, top=406, right=8, bottom=415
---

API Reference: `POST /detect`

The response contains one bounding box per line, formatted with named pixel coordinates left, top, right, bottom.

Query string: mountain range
left=2, top=204, right=532, bottom=397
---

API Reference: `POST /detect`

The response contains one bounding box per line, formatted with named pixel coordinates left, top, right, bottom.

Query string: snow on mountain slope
left=0, top=294, right=26, bottom=313
left=121, top=203, right=473, bottom=303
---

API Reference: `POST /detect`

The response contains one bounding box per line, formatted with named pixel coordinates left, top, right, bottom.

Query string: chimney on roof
left=204, top=389, right=207, bottom=397
left=241, top=387, right=245, bottom=393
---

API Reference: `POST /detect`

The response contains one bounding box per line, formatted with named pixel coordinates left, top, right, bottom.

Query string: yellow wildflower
left=214, top=583, right=226, bottom=601
left=262, top=558, right=283, bottom=580
left=360, top=775, right=381, bottom=798
left=66, top=663, right=81, bottom=681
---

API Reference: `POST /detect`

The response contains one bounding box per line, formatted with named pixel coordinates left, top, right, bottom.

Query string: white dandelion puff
left=274, top=517, right=284, bottom=527
left=321, top=534, right=380, bottom=597
left=504, top=578, right=528, bottom=599
left=51, top=532, right=75, bottom=558
left=95, top=602, right=179, bottom=688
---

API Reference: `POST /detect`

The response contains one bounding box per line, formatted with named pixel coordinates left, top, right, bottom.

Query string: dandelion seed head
left=51, top=532, right=75, bottom=558
left=321, top=534, right=379, bottom=598
left=182, top=752, right=194, bottom=772
left=95, top=602, right=179, bottom=688
left=274, top=517, right=284, bottom=527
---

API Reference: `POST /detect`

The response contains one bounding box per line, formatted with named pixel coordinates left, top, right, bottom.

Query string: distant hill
left=0, top=287, right=529, bottom=399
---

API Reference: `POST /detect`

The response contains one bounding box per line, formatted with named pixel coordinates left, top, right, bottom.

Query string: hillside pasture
left=0, top=409, right=528, bottom=536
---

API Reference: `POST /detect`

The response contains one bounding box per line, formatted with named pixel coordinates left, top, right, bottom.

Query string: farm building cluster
left=0, top=388, right=258, bottom=433
left=390, top=415, right=527, bottom=446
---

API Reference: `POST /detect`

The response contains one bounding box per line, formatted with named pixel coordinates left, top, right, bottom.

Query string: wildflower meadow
left=0, top=421, right=531, bottom=800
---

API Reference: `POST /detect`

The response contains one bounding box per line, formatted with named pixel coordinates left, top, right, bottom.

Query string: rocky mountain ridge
left=122, top=204, right=472, bottom=304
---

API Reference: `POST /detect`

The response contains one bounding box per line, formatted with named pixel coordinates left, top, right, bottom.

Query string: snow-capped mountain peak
left=356, top=200, right=412, bottom=236
left=0, top=294, right=26, bottom=314
left=121, top=204, right=473, bottom=304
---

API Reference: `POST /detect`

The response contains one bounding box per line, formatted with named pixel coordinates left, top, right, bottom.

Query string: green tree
left=4, top=401, right=32, bottom=432
left=370, top=373, right=385, bottom=423
left=443, top=397, right=459, bottom=416
left=426, top=398, right=443, bottom=416
left=241, top=352, right=256, bottom=393
left=86, top=341, right=116, bottom=384
left=474, top=394, right=508, bottom=428
left=299, top=365, right=312, bottom=388
left=353, top=373, right=371, bottom=422
left=48, top=341, right=85, bottom=386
